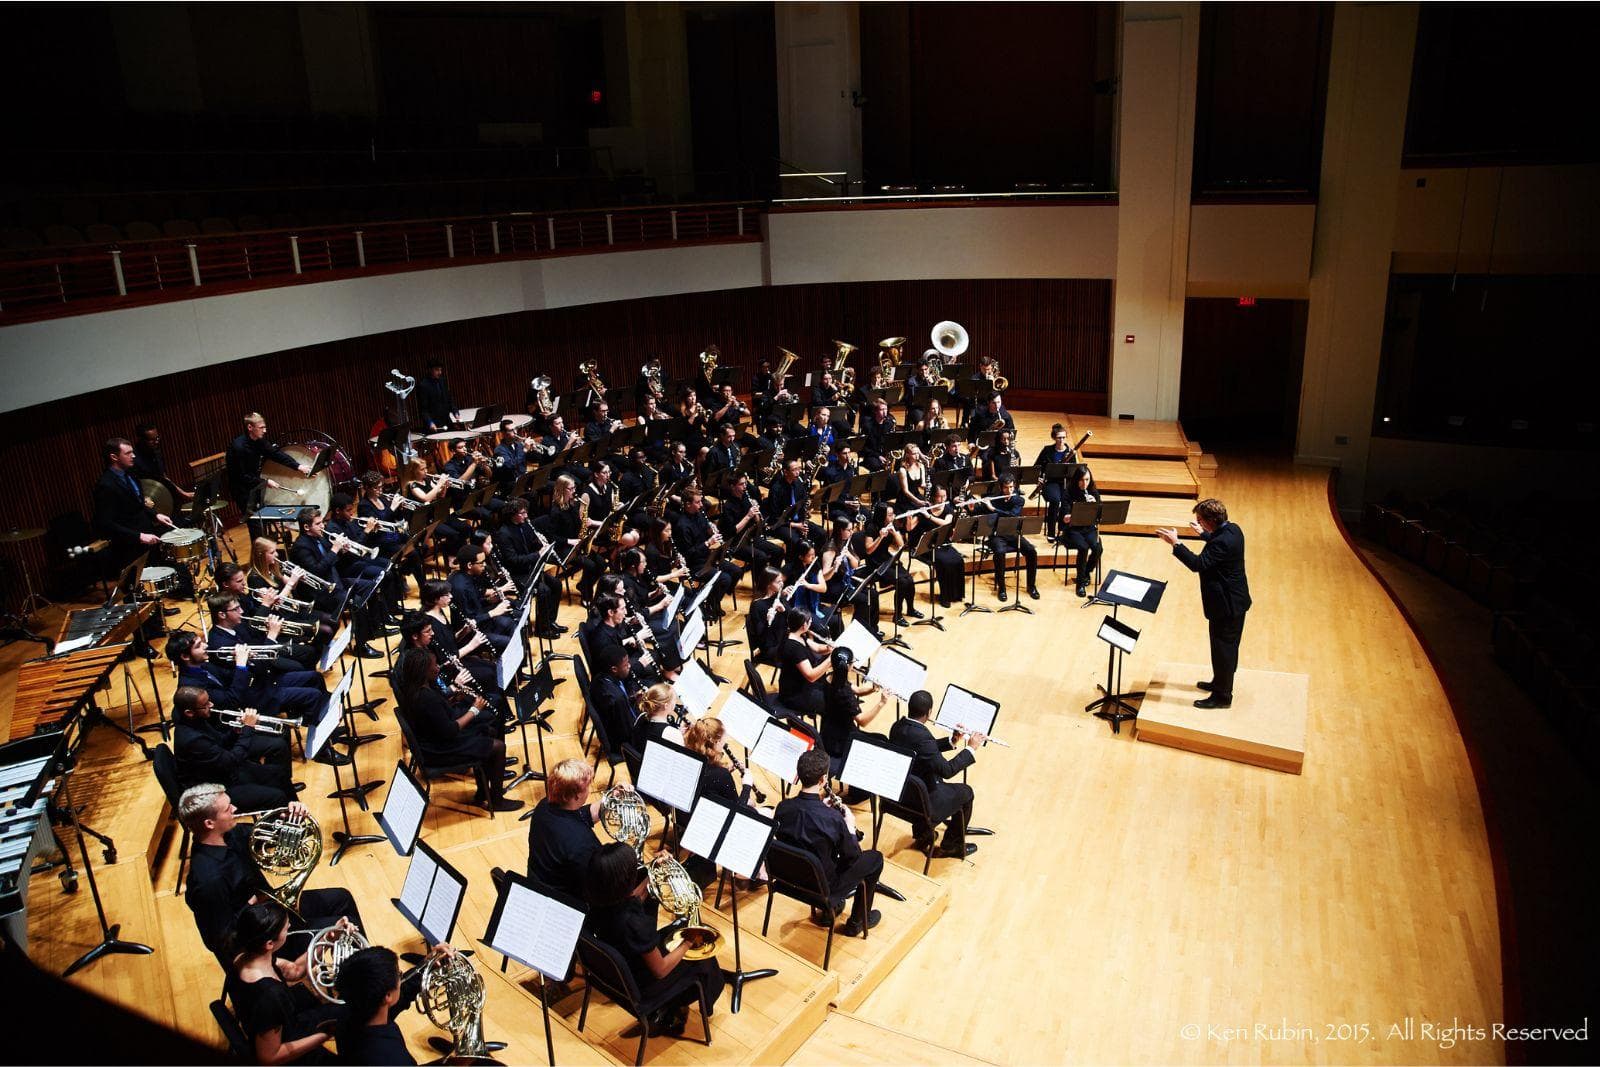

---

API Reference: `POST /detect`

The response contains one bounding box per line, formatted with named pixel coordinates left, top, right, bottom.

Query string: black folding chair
left=761, top=839, right=865, bottom=969
left=151, top=744, right=190, bottom=893
left=576, top=933, right=713, bottom=1065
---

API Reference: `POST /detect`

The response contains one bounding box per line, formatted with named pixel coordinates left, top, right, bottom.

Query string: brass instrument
left=599, top=785, right=650, bottom=856
left=643, top=358, right=665, bottom=398
left=213, top=707, right=300, bottom=734
left=645, top=852, right=724, bottom=960
left=331, top=534, right=380, bottom=559
left=283, top=562, right=334, bottom=592
left=361, top=516, right=408, bottom=534
left=243, top=613, right=314, bottom=638
left=878, top=336, right=906, bottom=378
left=986, top=359, right=1009, bottom=393
left=931, top=320, right=970, bottom=358
left=249, top=807, right=322, bottom=918
left=928, top=441, right=947, bottom=463
left=773, top=347, right=798, bottom=399
left=387, top=492, right=423, bottom=512
left=420, top=948, right=497, bottom=1064
left=579, top=360, right=607, bottom=396
left=208, top=643, right=287, bottom=662
left=699, top=345, right=721, bottom=377
left=924, top=352, right=956, bottom=391
left=305, top=920, right=370, bottom=1003
left=531, top=374, right=555, bottom=417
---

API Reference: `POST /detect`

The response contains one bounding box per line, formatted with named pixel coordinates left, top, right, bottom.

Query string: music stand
left=1083, top=569, right=1166, bottom=734
left=316, top=667, right=384, bottom=862
left=840, top=731, right=914, bottom=898
left=955, top=515, right=992, bottom=617
left=678, top=795, right=778, bottom=1012
left=909, top=526, right=947, bottom=630
left=483, top=874, right=584, bottom=1065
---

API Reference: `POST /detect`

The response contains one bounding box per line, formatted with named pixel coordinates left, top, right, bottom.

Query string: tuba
left=578, top=360, right=607, bottom=396
left=987, top=358, right=1009, bottom=393
left=931, top=320, right=970, bottom=359
left=773, top=347, right=798, bottom=396
left=878, top=336, right=905, bottom=379
left=832, top=340, right=858, bottom=401
left=643, top=358, right=664, bottom=399
left=645, top=852, right=724, bottom=960
left=249, top=807, right=323, bottom=919
left=420, top=948, right=499, bottom=1064
left=699, top=345, right=721, bottom=377
left=599, top=785, right=650, bottom=856
left=531, top=374, right=554, bottom=417
left=305, top=920, right=369, bottom=1003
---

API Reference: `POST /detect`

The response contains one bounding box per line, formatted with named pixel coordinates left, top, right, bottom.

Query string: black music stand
left=56, top=751, right=153, bottom=976
left=679, top=795, right=779, bottom=1012
left=955, top=515, right=993, bottom=617
left=1083, top=569, right=1166, bottom=734
left=320, top=671, right=384, bottom=861
left=910, top=526, right=947, bottom=630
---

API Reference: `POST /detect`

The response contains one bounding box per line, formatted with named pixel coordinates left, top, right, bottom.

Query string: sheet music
left=673, top=657, right=719, bottom=720
left=718, top=809, right=772, bottom=880
left=319, top=622, right=352, bottom=672
left=718, top=689, right=769, bottom=749
left=749, top=722, right=812, bottom=783
left=677, top=608, right=706, bottom=661
left=637, top=740, right=702, bottom=812
left=867, top=647, right=926, bottom=702
left=678, top=795, right=733, bottom=861
left=663, top=725, right=685, bottom=746
left=834, top=619, right=881, bottom=666
left=841, top=736, right=912, bottom=799
left=489, top=882, right=585, bottom=980
left=497, top=616, right=526, bottom=690
left=675, top=582, right=697, bottom=621
left=1106, top=573, right=1151, bottom=602
left=936, top=683, right=1000, bottom=737
left=421, top=867, right=463, bottom=944
left=398, top=850, right=435, bottom=925
left=306, top=670, right=351, bottom=759
left=380, top=767, right=427, bottom=855
left=1098, top=617, right=1139, bottom=654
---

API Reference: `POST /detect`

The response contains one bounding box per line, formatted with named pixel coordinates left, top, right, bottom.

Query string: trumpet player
left=178, top=783, right=363, bottom=958
left=357, top=471, right=426, bottom=595
left=206, top=594, right=330, bottom=697
left=218, top=564, right=325, bottom=666
left=173, top=686, right=296, bottom=812
left=248, top=539, right=337, bottom=647
left=289, top=507, right=385, bottom=659
left=584, top=398, right=624, bottom=443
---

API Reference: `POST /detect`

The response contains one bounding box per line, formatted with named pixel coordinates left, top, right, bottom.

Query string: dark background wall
left=1178, top=296, right=1307, bottom=448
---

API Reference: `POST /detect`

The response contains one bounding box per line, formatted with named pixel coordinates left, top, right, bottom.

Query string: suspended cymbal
left=0, top=527, right=44, bottom=543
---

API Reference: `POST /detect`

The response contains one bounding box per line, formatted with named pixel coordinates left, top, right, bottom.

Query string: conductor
left=1156, top=498, right=1251, bottom=709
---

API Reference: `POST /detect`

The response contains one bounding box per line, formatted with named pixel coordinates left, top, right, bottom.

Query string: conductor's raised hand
left=1155, top=527, right=1179, bottom=546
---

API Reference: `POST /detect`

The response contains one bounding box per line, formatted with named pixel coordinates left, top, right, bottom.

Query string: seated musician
left=335, top=944, right=433, bottom=1066
left=669, top=489, right=741, bottom=621
left=91, top=436, right=193, bottom=604
left=888, top=689, right=984, bottom=859
left=1033, top=423, right=1077, bottom=541
left=659, top=439, right=696, bottom=497
left=702, top=422, right=743, bottom=478
left=745, top=567, right=786, bottom=666
left=974, top=472, right=1038, bottom=602
left=491, top=421, right=528, bottom=494
left=409, top=591, right=503, bottom=704
left=526, top=758, right=605, bottom=900
left=288, top=507, right=384, bottom=659
left=981, top=428, right=1021, bottom=483
left=356, top=471, right=425, bottom=593
left=821, top=522, right=879, bottom=639
left=448, top=546, right=515, bottom=645
left=581, top=461, right=619, bottom=532
left=773, top=749, right=883, bottom=936
left=711, top=382, right=748, bottom=427
left=327, top=491, right=402, bottom=618
left=860, top=397, right=898, bottom=473
left=213, top=571, right=322, bottom=671
left=718, top=471, right=778, bottom=573
left=207, top=593, right=328, bottom=692
left=819, top=648, right=887, bottom=777
left=178, top=783, right=363, bottom=958
left=173, top=685, right=296, bottom=812
left=584, top=399, right=620, bottom=444
left=393, top=647, right=522, bottom=813
left=1059, top=463, right=1105, bottom=598
left=221, top=902, right=343, bottom=1064
left=776, top=608, right=831, bottom=723
left=909, top=485, right=967, bottom=608
left=684, top=718, right=767, bottom=812
left=592, top=646, right=641, bottom=755
left=538, top=474, right=605, bottom=603
left=639, top=394, right=672, bottom=423
left=967, top=391, right=1016, bottom=441
left=795, top=538, right=850, bottom=639
left=618, top=549, right=683, bottom=660
left=628, top=682, right=680, bottom=754
left=584, top=842, right=726, bottom=1037
left=933, top=434, right=974, bottom=480
left=808, top=406, right=838, bottom=453
left=248, top=538, right=335, bottom=646
left=764, top=457, right=822, bottom=550
left=493, top=498, right=564, bottom=639
left=854, top=503, right=921, bottom=626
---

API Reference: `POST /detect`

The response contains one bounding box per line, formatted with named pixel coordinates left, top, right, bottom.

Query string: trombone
left=214, top=707, right=301, bottom=734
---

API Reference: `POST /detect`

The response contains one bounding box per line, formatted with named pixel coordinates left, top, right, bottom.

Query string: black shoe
left=1075, top=584, right=1088, bottom=598
left=934, top=842, right=978, bottom=858
left=490, top=867, right=509, bottom=892
left=809, top=908, right=832, bottom=928
left=841, top=909, right=881, bottom=936
left=314, top=749, right=352, bottom=767
left=995, top=586, right=1007, bottom=602
left=1027, top=587, right=1040, bottom=601
left=482, top=796, right=524, bottom=813
left=163, top=606, right=182, bottom=617
left=354, top=643, right=383, bottom=659
left=292, top=782, right=306, bottom=794
left=904, top=607, right=925, bottom=620
left=535, top=627, right=563, bottom=640
left=912, top=836, right=937, bottom=854
left=551, top=623, right=570, bottom=634
left=870, top=628, right=886, bottom=640
left=892, top=616, right=909, bottom=628
left=1196, top=680, right=1214, bottom=692
left=1193, top=696, right=1232, bottom=709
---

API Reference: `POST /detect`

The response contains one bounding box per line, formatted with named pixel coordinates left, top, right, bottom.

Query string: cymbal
left=208, top=500, right=231, bottom=513
left=0, top=527, right=44, bottom=543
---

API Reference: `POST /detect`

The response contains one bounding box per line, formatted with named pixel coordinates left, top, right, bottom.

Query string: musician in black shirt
left=336, top=945, right=427, bottom=1066
left=977, top=473, right=1038, bottom=602
left=1033, top=423, right=1077, bottom=540
left=526, top=758, right=606, bottom=900
left=1060, top=464, right=1105, bottom=597
left=226, top=413, right=310, bottom=529
left=416, top=360, right=457, bottom=432
left=394, top=647, right=521, bottom=812
left=887, top=689, right=982, bottom=858
left=772, top=749, right=882, bottom=935
left=172, top=686, right=295, bottom=811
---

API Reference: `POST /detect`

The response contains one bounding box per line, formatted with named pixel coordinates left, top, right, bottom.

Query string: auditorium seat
left=1, top=227, right=46, bottom=250
left=124, top=221, right=162, bottom=242
left=43, top=224, right=85, bottom=247
left=200, top=217, right=236, bottom=235
left=84, top=223, right=123, bottom=245
left=162, top=219, right=200, bottom=239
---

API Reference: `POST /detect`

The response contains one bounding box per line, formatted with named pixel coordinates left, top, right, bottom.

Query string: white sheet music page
left=306, top=670, right=352, bottom=759
left=490, top=882, right=585, bottom=980
left=834, top=619, right=881, bottom=665
left=717, top=689, right=769, bottom=749
left=673, top=658, right=719, bottom=721
left=717, top=810, right=772, bottom=880
left=398, top=850, right=435, bottom=924
left=1098, top=618, right=1139, bottom=654
left=677, top=609, right=706, bottom=661
left=637, top=740, right=702, bottom=812
left=497, top=617, right=526, bottom=690
left=421, top=868, right=463, bottom=944
left=936, top=684, right=1000, bottom=737
left=1106, top=573, right=1151, bottom=602
left=380, top=769, right=427, bottom=854
left=678, top=795, right=732, bottom=861
left=749, top=723, right=811, bottom=783
left=867, top=647, right=926, bottom=702
left=841, top=737, right=913, bottom=799
left=319, top=622, right=352, bottom=672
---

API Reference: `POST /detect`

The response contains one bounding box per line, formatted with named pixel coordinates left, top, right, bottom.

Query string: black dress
left=587, top=896, right=725, bottom=1012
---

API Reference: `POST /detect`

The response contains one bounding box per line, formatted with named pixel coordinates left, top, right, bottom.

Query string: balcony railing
left=0, top=201, right=761, bottom=325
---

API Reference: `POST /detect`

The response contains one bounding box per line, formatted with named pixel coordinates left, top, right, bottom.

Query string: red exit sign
left=1237, top=297, right=1256, bottom=307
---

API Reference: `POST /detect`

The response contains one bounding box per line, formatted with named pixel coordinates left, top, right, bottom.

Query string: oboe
left=723, top=743, right=768, bottom=805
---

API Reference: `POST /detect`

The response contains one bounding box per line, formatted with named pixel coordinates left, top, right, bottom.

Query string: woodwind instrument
left=722, top=743, right=769, bottom=805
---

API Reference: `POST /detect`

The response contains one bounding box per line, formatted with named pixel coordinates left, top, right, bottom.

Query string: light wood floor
left=5, top=416, right=1503, bottom=1064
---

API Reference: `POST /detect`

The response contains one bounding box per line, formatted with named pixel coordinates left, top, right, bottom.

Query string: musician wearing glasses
left=173, top=686, right=296, bottom=812
left=888, top=690, right=984, bottom=859
left=227, top=413, right=311, bottom=532
left=178, top=783, right=363, bottom=957
left=712, top=381, right=748, bottom=425
left=216, top=564, right=324, bottom=666
left=1033, top=424, right=1077, bottom=540
left=395, top=647, right=522, bottom=812
left=289, top=507, right=384, bottom=659
left=773, top=748, right=883, bottom=937
left=448, top=547, right=515, bottom=646
left=167, top=630, right=339, bottom=766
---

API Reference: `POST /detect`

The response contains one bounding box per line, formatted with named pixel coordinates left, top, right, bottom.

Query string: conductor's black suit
left=1170, top=521, right=1252, bottom=700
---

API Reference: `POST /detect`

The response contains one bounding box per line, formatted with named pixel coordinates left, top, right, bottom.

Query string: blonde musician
left=894, top=443, right=932, bottom=511
left=399, top=457, right=449, bottom=507
left=628, top=681, right=680, bottom=752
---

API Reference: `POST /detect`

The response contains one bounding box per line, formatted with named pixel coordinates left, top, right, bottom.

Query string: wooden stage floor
left=2, top=414, right=1502, bottom=1065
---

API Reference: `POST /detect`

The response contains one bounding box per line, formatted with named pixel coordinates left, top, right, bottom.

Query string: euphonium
left=599, top=785, right=650, bottom=856
left=249, top=807, right=323, bottom=918
left=699, top=345, right=721, bottom=376
left=645, top=852, right=724, bottom=960
left=878, top=335, right=905, bottom=378
left=643, top=358, right=664, bottom=398
left=420, top=948, right=498, bottom=1064
left=531, top=374, right=555, bottom=416
left=579, top=360, right=607, bottom=395
left=832, top=339, right=857, bottom=400
left=773, top=346, right=798, bottom=396
left=305, top=920, right=369, bottom=1003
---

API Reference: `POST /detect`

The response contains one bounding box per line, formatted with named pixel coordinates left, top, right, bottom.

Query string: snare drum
left=140, top=566, right=180, bottom=599
left=160, top=527, right=206, bottom=563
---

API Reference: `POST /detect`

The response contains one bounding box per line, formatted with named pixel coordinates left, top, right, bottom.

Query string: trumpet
left=361, top=516, right=408, bottom=534
left=387, top=493, right=422, bottom=512
left=214, top=707, right=301, bottom=734
left=283, top=562, right=334, bottom=592
left=208, top=643, right=287, bottom=661
left=267, top=590, right=315, bottom=614
left=331, top=534, right=380, bottom=558
left=244, top=613, right=315, bottom=637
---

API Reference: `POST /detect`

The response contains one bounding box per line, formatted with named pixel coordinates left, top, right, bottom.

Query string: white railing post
left=670, top=209, right=678, bottom=240
left=355, top=230, right=366, bottom=268
left=445, top=223, right=455, bottom=259
left=606, top=213, right=614, bottom=245
left=290, top=235, right=303, bottom=274
left=490, top=221, right=500, bottom=255
left=110, top=249, right=127, bottom=296
left=736, top=206, right=744, bottom=236
left=547, top=218, right=556, bottom=250
left=186, top=243, right=201, bottom=286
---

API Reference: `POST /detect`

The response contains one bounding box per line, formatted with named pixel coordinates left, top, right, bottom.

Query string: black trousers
left=1060, top=528, right=1103, bottom=589
left=830, top=850, right=883, bottom=923
left=990, top=535, right=1037, bottom=589
left=1207, top=613, right=1247, bottom=699
left=911, top=781, right=975, bottom=849
left=1039, top=483, right=1065, bottom=537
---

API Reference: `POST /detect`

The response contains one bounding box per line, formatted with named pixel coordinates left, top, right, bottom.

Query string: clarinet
left=432, top=638, right=487, bottom=698
left=723, top=743, right=769, bottom=805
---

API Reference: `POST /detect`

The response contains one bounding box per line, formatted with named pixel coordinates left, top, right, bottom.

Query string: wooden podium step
left=1133, top=662, right=1309, bottom=774
left=1065, top=415, right=1193, bottom=458
left=786, top=1010, right=998, bottom=1066
left=1088, top=457, right=1200, bottom=498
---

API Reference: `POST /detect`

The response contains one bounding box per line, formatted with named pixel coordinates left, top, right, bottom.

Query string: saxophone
left=573, top=492, right=596, bottom=555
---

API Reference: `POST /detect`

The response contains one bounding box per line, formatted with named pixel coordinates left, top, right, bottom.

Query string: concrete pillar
left=1295, top=3, right=1419, bottom=509
left=1109, top=3, right=1199, bottom=420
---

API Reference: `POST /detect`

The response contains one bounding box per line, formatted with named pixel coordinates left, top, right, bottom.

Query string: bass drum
left=258, top=431, right=356, bottom=516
